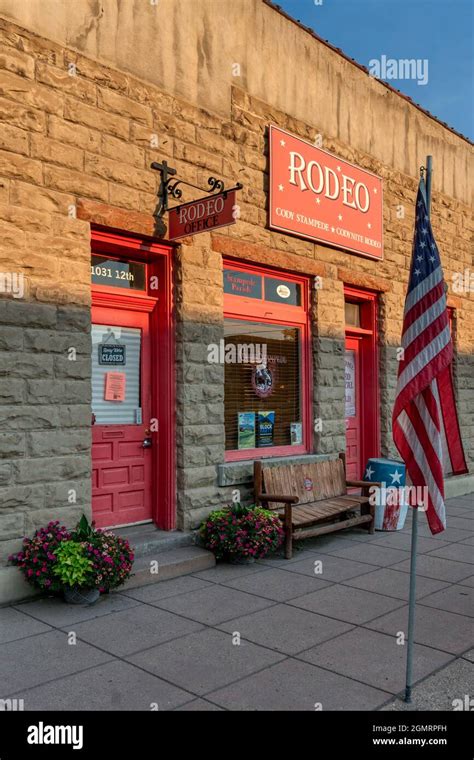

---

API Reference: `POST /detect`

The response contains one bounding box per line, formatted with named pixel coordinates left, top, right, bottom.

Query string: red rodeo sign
left=168, top=190, right=237, bottom=241
left=269, top=125, right=383, bottom=260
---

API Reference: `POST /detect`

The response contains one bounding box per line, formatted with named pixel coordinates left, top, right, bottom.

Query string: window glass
left=91, top=325, right=141, bottom=425
left=91, top=256, right=146, bottom=290
left=345, top=301, right=361, bottom=327
left=223, top=268, right=262, bottom=299
left=224, top=319, right=302, bottom=451
left=264, top=277, right=301, bottom=306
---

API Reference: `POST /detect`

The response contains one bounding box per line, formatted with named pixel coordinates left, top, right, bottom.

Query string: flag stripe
left=392, top=182, right=467, bottom=535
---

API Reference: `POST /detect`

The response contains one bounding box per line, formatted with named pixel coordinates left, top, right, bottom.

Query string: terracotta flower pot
left=63, top=587, right=100, bottom=605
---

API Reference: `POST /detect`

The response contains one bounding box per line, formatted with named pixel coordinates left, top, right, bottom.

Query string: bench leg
left=368, top=502, right=375, bottom=534
left=284, top=505, right=293, bottom=559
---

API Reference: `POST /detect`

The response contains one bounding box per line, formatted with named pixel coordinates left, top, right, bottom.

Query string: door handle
left=142, top=437, right=153, bottom=448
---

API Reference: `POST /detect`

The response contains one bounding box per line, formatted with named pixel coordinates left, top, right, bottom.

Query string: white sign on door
left=345, top=350, right=356, bottom=417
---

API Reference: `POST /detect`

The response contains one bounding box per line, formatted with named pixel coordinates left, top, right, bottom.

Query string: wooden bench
left=254, top=453, right=379, bottom=558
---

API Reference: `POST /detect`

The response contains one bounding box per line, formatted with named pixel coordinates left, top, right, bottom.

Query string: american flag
left=392, top=180, right=467, bottom=534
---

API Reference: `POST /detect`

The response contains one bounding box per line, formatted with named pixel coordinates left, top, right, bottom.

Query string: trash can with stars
left=363, top=458, right=408, bottom=531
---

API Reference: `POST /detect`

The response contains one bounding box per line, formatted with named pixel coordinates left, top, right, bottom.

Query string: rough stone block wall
left=0, top=14, right=472, bottom=556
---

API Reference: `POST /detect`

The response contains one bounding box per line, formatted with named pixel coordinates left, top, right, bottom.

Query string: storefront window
left=224, top=320, right=302, bottom=450
left=223, top=263, right=310, bottom=458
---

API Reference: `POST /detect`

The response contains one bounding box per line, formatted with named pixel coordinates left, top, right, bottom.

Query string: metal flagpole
left=404, top=155, right=432, bottom=703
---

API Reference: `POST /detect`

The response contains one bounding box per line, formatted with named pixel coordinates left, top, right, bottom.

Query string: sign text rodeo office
left=269, top=125, right=383, bottom=260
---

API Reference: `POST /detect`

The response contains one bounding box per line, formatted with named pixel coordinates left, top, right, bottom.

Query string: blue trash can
left=363, top=458, right=408, bottom=531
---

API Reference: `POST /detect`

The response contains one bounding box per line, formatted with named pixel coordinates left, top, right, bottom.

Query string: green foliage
left=52, top=541, right=94, bottom=589
left=200, top=503, right=284, bottom=561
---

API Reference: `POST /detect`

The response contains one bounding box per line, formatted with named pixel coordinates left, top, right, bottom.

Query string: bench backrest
left=261, top=458, right=346, bottom=507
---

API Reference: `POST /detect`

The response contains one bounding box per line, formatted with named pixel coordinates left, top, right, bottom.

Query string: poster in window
left=237, top=412, right=256, bottom=449
left=290, top=422, right=303, bottom=445
left=257, top=411, right=275, bottom=448
left=345, top=350, right=356, bottom=417
left=104, top=372, right=126, bottom=402
left=252, top=364, right=274, bottom=398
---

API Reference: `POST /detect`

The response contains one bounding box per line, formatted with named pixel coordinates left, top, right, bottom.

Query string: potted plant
left=52, top=540, right=99, bottom=605
left=200, top=502, right=284, bottom=563
left=9, top=516, right=134, bottom=604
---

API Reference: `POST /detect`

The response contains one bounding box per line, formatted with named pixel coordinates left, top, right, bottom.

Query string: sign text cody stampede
left=269, top=125, right=383, bottom=260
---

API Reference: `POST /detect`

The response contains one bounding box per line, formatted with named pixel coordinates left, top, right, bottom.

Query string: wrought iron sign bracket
left=151, top=159, right=243, bottom=236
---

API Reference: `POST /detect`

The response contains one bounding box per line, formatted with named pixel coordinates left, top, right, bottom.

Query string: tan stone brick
left=97, top=87, right=152, bottom=125
left=36, top=62, right=97, bottom=105
left=152, top=112, right=195, bottom=143
left=222, top=122, right=262, bottom=151
left=67, top=52, right=129, bottom=93
left=47, top=115, right=101, bottom=152
left=0, top=44, right=34, bottom=79
left=0, top=95, right=45, bottom=133
left=10, top=180, right=74, bottom=215
left=77, top=198, right=154, bottom=236
left=0, top=177, right=8, bottom=204
left=0, top=149, right=42, bottom=184
left=109, top=183, right=141, bottom=211
left=127, top=81, right=173, bottom=114
left=172, top=100, right=222, bottom=131
left=174, top=141, right=222, bottom=174
left=0, top=202, right=52, bottom=234
left=0, top=71, right=63, bottom=115
left=44, top=164, right=109, bottom=203
left=0, top=18, right=63, bottom=66
left=63, top=97, right=129, bottom=140
left=0, top=124, right=28, bottom=155
left=84, top=153, right=154, bottom=192
left=195, top=128, right=239, bottom=160
left=31, top=134, right=84, bottom=171
left=101, top=134, right=145, bottom=168
left=139, top=191, right=157, bottom=214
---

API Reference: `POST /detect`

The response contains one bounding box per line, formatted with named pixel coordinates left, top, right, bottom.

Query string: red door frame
left=91, top=226, right=176, bottom=530
left=344, top=285, right=380, bottom=474
left=223, top=258, right=312, bottom=462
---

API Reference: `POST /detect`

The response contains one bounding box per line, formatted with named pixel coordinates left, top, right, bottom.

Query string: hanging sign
left=98, top=344, right=126, bottom=366
left=104, top=372, right=126, bottom=402
left=269, top=125, right=383, bottom=260
left=168, top=190, right=237, bottom=240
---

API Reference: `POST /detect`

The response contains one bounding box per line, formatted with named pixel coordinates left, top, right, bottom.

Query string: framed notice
left=290, top=422, right=303, bottom=446
left=104, top=372, right=126, bottom=402
left=237, top=412, right=256, bottom=449
left=345, top=351, right=356, bottom=417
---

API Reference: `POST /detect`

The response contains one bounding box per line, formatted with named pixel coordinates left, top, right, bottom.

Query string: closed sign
left=98, top=344, right=126, bottom=365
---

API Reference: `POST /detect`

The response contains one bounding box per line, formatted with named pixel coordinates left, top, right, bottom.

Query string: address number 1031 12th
left=91, top=265, right=135, bottom=282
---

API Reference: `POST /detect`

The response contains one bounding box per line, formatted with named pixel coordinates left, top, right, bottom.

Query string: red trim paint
left=91, top=227, right=176, bottom=530
left=223, top=258, right=312, bottom=462
left=344, top=285, right=380, bottom=475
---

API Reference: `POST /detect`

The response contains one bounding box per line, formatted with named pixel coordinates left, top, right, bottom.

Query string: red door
left=345, top=336, right=361, bottom=480
left=91, top=306, right=153, bottom=528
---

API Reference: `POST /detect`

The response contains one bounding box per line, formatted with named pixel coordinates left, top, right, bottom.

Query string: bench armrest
left=257, top=494, right=299, bottom=504
left=346, top=480, right=383, bottom=489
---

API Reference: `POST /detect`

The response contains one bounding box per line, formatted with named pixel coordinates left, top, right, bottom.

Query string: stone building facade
left=0, top=0, right=472, bottom=602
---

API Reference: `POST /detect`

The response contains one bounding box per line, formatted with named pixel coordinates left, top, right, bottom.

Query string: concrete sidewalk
left=1, top=495, right=472, bottom=711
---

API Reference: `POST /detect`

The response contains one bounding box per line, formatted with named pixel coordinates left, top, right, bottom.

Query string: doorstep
left=114, top=525, right=215, bottom=590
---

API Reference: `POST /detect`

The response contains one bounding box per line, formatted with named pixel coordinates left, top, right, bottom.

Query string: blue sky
left=278, top=0, right=474, bottom=140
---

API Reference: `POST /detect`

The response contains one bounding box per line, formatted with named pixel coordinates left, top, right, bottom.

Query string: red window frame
left=223, top=259, right=312, bottom=462
left=344, top=285, right=381, bottom=467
